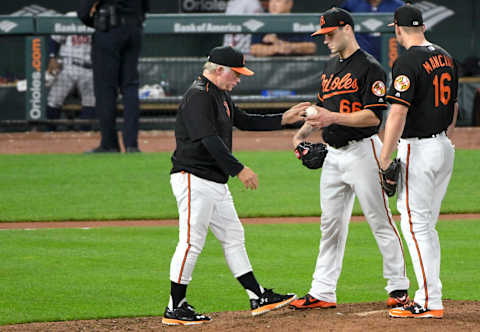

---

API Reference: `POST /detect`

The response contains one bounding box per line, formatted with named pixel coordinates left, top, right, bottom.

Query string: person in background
left=341, top=0, right=404, bottom=62
left=46, top=12, right=95, bottom=131
left=223, top=0, right=264, bottom=54
left=78, top=0, right=150, bottom=153
left=250, top=0, right=316, bottom=57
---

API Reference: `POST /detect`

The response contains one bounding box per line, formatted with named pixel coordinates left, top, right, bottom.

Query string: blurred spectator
left=341, top=0, right=403, bottom=61
left=223, top=0, right=264, bottom=54
left=46, top=12, right=95, bottom=131
left=250, top=0, right=316, bottom=57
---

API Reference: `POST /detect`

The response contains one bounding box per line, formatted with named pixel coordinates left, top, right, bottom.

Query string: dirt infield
left=1, top=214, right=480, bottom=229
left=1, top=129, right=479, bottom=331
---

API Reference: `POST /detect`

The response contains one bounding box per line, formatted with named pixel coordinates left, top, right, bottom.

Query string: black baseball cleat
left=250, top=288, right=297, bottom=316
left=387, top=289, right=410, bottom=307
left=162, top=302, right=211, bottom=325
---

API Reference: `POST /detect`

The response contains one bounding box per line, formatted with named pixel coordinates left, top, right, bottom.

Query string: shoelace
left=403, top=301, right=424, bottom=311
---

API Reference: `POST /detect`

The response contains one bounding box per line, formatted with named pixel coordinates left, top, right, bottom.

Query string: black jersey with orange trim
left=387, top=44, right=458, bottom=138
left=171, top=75, right=283, bottom=183
left=317, top=49, right=388, bottom=148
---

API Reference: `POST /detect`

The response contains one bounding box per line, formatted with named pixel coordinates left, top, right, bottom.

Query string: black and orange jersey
left=317, top=49, right=387, bottom=148
left=171, top=75, right=283, bottom=183
left=387, top=44, right=458, bottom=138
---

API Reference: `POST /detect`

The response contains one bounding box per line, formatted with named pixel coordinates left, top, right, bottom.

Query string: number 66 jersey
left=386, top=44, right=458, bottom=138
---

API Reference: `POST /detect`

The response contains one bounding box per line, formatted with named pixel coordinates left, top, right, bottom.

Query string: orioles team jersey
left=171, top=75, right=283, bottom=183
left=318, top=49, right=388, bottom=148
left=387, top=44, right=458, bottom=138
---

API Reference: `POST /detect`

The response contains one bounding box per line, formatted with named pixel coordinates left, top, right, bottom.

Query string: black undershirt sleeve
left=232, top=104, right=283, bottom=131
left=201, top=135, right=244, bottom=177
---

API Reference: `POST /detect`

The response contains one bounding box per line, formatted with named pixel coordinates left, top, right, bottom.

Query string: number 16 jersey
left=387, top=44, right=458, bottom=138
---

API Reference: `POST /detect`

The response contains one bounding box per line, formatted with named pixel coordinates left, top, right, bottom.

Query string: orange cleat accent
left=387, top=293, right=410, bottom=307
left=161, top=317, right=210, bottom=326
left=289, top=294, right=336, bottom=309
left=389, top=302, right=443, bottom=318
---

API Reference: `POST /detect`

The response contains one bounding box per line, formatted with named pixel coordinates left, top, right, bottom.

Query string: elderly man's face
left=268, top=0, right=293, bottom=14
left=216, top=67, right=241, bottom=91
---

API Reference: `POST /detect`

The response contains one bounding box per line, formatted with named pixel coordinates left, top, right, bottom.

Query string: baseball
left=305, top=106, right=318, bottom=117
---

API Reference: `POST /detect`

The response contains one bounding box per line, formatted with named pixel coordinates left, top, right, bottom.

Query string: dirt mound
left=3, top=300, right=479, bottom=331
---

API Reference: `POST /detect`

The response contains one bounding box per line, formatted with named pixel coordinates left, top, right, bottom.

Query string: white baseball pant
left=169, top=172, right=253, bottom=284
left=397, top=132, right=454, bottom=310
left=310, top=134, right=410, bottom=303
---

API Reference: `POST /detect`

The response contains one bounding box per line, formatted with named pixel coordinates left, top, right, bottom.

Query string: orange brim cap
left=232, top=66, right=254, bottom=76
left=311, top=26, right=338, bottom=36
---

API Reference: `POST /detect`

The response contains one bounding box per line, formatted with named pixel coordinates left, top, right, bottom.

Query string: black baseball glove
left=380, top=158, right=401, bottom=197
left=295, top=141, right=328, bottom=169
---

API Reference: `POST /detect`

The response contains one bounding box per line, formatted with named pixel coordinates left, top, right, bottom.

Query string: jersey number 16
left=432, top=73, right=451, bottom=108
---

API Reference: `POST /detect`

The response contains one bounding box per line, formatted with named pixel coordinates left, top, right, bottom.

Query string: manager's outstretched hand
left=281, top=102, right=311, bottom=125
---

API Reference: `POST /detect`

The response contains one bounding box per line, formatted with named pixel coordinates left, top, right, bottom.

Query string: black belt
left=404, top=130, right=446, bottom=139
left=71, top=59, right=92, bottom=69
left=329, top=137, right=364, bottom=149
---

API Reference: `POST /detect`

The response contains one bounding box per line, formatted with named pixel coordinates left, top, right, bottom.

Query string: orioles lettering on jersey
left=321, top=73, right=359, bottom=99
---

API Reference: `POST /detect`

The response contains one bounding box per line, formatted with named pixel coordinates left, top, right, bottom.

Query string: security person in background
left=78, top=0, right=150, bottom=153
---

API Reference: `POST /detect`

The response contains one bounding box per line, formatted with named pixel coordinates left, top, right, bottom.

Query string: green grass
left=0, top=220, right=479, bottom=325
left=0, top=150, right=479, bottom=222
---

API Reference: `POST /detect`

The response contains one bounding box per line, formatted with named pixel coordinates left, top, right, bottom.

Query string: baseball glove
left=47, top=58, right=62, bottom=75
left=380, top=158, right=401, bottom=197
left=295, top=141, right=328, bottom=169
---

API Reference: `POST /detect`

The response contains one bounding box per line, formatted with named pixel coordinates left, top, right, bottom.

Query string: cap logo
left=412, top=20, right=419, bottom=26
left=339, top=20, right=344, bottom=25
left=320, top=15, right=325, bottom=27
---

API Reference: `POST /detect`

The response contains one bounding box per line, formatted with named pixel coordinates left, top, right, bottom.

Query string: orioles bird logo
left=320, top=15, right=325, bottom=27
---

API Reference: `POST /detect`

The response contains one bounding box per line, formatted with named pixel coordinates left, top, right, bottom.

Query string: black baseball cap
left=312, top=8, right=354, bottom=36
left=208, top=46, right=254, bottom=76
left=388, top=5, right=423, bottom=27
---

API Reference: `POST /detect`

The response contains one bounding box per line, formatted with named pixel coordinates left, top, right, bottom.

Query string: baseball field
left=1, top=129, right=479, bottom=331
